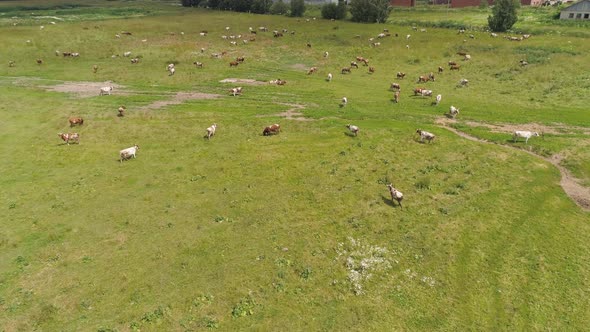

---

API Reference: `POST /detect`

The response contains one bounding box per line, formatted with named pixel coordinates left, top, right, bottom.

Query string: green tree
left=180, top=0, right=201, bottom=6
left=270, top=0, right=288, bottom=15
left=488, top=0, right=519, bottom=32
left=251, top=0, right=272, bottom=13
left=349, top=0, right=391, bottom=23
left=321, top=0, right=347, bottom=20
left=290, top=0, right=306, bottom=17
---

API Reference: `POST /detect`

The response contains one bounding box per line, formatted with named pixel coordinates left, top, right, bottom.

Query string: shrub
left=321, top=1, right=347, bottom=20
left=270, top=0, right=288, bottom=15
left=180, top=0, right=203, bottom=6
left=488, top=0, right=519, bottom=32
left=350, top=0, right=391, bottom=23
left=290, top=0, right=306, bottom=17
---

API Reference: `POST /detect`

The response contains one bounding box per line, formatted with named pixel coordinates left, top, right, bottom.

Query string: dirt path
left=435, top=118, right=590, bottom=211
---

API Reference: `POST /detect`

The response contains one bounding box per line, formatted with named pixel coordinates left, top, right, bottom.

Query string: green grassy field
left=1, top=1, right=589, bottom=330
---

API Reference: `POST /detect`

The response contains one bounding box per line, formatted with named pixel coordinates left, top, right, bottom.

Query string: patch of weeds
left=15, top=255, right=29, bottom=269
left=273, top=281, right=286, bottom=292
left=214, top=216, right=233, bottom=223
left=299, top=266, right=313, bottom=280
left=444, top=188, right=459, bottom=195
left=275, top=257, right=293, bottom=267
left=335, top=237, right=394, bottom=295
left=339, top=150, right=347, bottom=156
left=129, top=321, right=141, bottom=331
left=82, top=256, right=92, bottom=263
left=8, top=202, right=16, bottom=209
left=231, top=295, right=257, bottom=318
left=191, top=294, right=214, bottom=308
left=406, top=58, right=421, bottom=65
left=140, top=305, right=169, bottom=324
left=346, top=216, right=363, bottom=229
left=80, top=300, right=92, bottom=310
left=415, top=177, right=431, bottom=190
left=203, top=315, right=220, bottom=328
left=97, top=327, right=118, bottom=332
left=438, top=207, right=449, bottom=215
left=190, top=175, right=206, bottom=182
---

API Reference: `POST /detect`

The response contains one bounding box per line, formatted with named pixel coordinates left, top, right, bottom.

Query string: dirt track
left=436, top=118, right=590, bottom=211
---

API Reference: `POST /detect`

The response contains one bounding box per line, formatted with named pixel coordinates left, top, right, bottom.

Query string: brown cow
left=193, top=61, right=204, bottom=68
left=390, top=83, right=401, bottom=90
left=350, top=61, right=359, bottom=69
left=393, top=91, right=400, bottom=103
left=92, top=65, right=98, bottom=73
left=263, top=124, right=280, bottom=136
left=438, top=66, right=444, bottom=74
left=68, top=117, right=84, bottom=127
left=368, top=66, right=375, bottom=73
left=396, top=72, right=406, bottom=79
left=236, top=56, right=245, bottom=63
left=457, top=51, right=468, bottom=56
left=417, top=76, right=430, bottom=83
left=341, top=67, right=351, bottom=74
left=58, top=133, right=80, bottom=145
left=229, top=61, right=239, bottom=67
left=307, top=67, right=318, bottom=75
left=448, top=61, right=457, bottom=66
left=450, top=64, right=460, bottom=71
left=414, top=87, right=425, bottom=96
left=118, top=106, right=126, bottom=117
left=36, top=59, right=43, bottom=65
left=428, top=72, right=435, bottom=81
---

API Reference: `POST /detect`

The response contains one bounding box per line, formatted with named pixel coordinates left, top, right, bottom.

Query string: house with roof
left=560, top=0, right=590, bottom=19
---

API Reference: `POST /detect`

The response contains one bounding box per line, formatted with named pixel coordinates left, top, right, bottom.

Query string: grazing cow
left=390, top=83, right=401, bottom=91
left=118, top=106, right=126, bottom=117
left=131, top=58, right=139, bottom=64
left=121, top=31, right=132, bottom=35
left=350, top=61, right=359, bottom=69
left=307, top=67, right=318, bottom=75
left=438, top=66, right=444, bottom=74
left=167, top=63, right=175, bottom=72
left=273, top=31, right=283, bottom=37
left=236, top=56, right=245, bottom=63
left=306, top=43, right=312, bottom=48
left=449, top=105, right=460, bottom=118
left=491, top=32, right=498, bottom=37
left=448, top=61, right=457, bottom=66
left=416, top=129, right=435, bottom=143
left=229, top=61, right=239, bottom=67
left=263, top=124, right=280, bottom=136
left=413, top=87, right=425, bottom=96
left=229, top=87, right=242, bottom=96
left=361, top=58, right=369, bottom=66
left=434, top=94, right=442, bottom=106
left=92, top=65, right=98, bottom=73
left=123, top=51, right=131, bottom=57
left=276, top=79, right=287, bottom=86
left=522, top=34, right=531, bottom=39
left=346, top=124, right=359, bottom=136
left=71, top=52, right=80, bottom=57
left=372, top=42, right=381, bottom=47
left=463, top=54, right=471, bottom=61
left=457, top=51, right=467, bottom=56
left=68, top=117, right=84, bottom=127
left=120, top=144, right=139, bottom=162
left=193, top=61, right=204, bottom=68
left=355, top=56, right=365, bottom=62
left=9, top=60, right=15, bottom=67
left=428, top=72, right=435, bottom=81
left=341, top=67, right=351, bottom=74
left=386, top=184, right=403, bottom=208
left=205, top=123, right=217, bottom=140
left=459, top=78, right=469, bottom=86
left=36, top=59, right=43, bottom=65
left=397, top=72, right=406, bottom=79
left=168, top=67, right=175, bottom=76
left=324, top=51, right=329, bottom=58
left=393, top=90, right=400, bottom=103
left=230, top=41, right=237, bottom=46
left=368, top=66, right=375, bottom=73
left=421, top=89, right=433, bottom=97
left=519, top=59, right=528, bottom=66
left=417, top=75, right=430, bottom=83
left=512, top=131, right=540, bottom=144
left=58, top=133, right=80, bottom=145
left=327, top=73, right=333, bottom=82
left=450, top=64, right=461, bottom=71
left=341, top=97, right=348, bottom=106
left=99, top=86, right=113, bottom=95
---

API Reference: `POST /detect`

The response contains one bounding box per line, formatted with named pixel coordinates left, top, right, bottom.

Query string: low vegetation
left=0, top=0, right=589, bottom=330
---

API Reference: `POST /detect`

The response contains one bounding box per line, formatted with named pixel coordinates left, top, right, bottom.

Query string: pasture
left=1, top=1, right=589, bottom=330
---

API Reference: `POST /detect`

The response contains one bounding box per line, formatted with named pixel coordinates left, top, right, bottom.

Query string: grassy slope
left=1, top=3, right=589, bottom=331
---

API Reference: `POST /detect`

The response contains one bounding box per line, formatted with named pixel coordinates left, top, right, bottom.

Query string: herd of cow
left=50, top=22, right=543, bottom=207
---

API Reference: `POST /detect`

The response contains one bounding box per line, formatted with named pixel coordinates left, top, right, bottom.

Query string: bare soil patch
left=219, top=78, right=266, bottom=85
left=436, top=118, right=590, bottom=211
left=141, top=92, right=220, bottom=110
left=291, top=63, right=309, bottom=71
left=43, top=81, right=127, bottom=97
left=257, top=103, right=314, bottom=121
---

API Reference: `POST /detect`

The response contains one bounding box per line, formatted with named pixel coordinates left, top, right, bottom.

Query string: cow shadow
left=381, top=195, right=401, bottom=208
left=344, top=132, right=357, bottom=137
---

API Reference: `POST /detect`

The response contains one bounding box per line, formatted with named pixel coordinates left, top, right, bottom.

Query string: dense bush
left=181, top=0, right=202, bottom=6
left=349, top=0, right=391, bottom=23
left=290, top=0, right=306, bottom=17
left=270, top=0, right=288, bottom=15
left=488, top=0, right=519, bottom=32
left=321, top=1, right=347, bottom=20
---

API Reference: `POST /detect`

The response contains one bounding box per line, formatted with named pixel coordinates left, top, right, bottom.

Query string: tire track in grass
left=435, top=118, right=590, bottom=212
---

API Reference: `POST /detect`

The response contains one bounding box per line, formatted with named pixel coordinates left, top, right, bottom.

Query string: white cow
left=512, top=131, right=540, bottom=144
left=99, top=86, right=113, bottom=95
left=346, top=124, right=359, bottom=136
left=435, top=94, right=442, bottom=105
left=205, top=123, right=217, bottom=140
left=120, top=144, right=139, bottom=162
left=327, top=73, right=332, bottom=82
left=416, top=129, right=435, bottom=143
left=449, top=106, right=460, bottom=118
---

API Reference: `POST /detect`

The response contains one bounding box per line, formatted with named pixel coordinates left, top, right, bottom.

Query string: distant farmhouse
left=560, top=0, right=590, bottom=19
left=390, top=0, right=545, bottom=7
